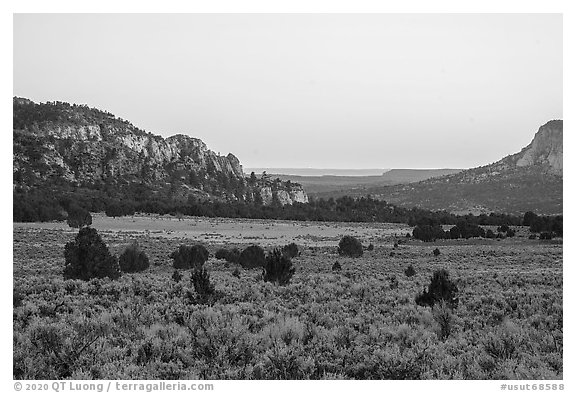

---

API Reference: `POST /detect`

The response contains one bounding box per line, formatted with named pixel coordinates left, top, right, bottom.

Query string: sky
left=13, top=13, right=562, bottom=170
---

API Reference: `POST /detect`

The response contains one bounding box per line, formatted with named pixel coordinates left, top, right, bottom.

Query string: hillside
left=13, top=97, right=307, bottom=212
left=345, top=120, right=563, bottom=215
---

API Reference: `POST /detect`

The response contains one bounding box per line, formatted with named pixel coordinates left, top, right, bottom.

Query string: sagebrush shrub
left=232, top=267, right=241, bottom=278
left=433, top=301, right=454, bottom=340
left=332, top=261, right=342, bottom=272
left=367, top=243, right=374, bottom=251
left=338, top=236, right=363, bottom=257
left=63, top=227, right=120, bottom=280
left=263, top=249, right=295, bottom=286
left=415, top=269, right=458, bottom=309
left=119, top=242, right=149, bottom=273
left=170, top=244, right=209, bottom=270
left=239, top=245, right=266, bottom=268
left=281, top=243, right=300, bottom=259
left=433, top=248, right=441, bottom=257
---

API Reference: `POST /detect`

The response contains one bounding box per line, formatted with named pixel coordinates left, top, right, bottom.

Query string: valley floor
left=13, top=216, right=562, bottom=379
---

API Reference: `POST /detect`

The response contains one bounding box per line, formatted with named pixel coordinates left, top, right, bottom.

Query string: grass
left=13, top=218, right=562, bottom=380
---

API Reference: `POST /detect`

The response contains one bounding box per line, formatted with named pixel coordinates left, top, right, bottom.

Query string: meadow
left=13, top=215, right=563, bottom=380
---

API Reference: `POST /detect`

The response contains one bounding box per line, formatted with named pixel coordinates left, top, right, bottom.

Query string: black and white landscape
left=13, top=14, right=562, bottom=381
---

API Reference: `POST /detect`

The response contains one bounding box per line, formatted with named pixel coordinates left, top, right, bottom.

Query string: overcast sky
left=13, top=13, right=562, bottom=169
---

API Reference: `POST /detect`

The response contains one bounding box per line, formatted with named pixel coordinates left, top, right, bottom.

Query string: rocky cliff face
left=13, top=97, right=307, bottom=206
left=513, top=120, right=562, bottom=175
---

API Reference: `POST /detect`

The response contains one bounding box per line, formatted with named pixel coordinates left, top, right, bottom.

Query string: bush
left=433, top=301, right=454, bottom=340
left=172, top=269, right=183, bottom=282
left=13, top=288, right=23, bottom=308
left=170, top=244, right=209, bottom=270
left=239, top=245, right=266, bottom=269
left=190, top=267, right=215, bottom=296
left=332, top=261, right=342, bottom=272
left=263, top=248, right=295, bottom=286
left=497, top=225, right=509, bottom=233
left=404, top=265, right=416, bottom=277
left=338, top=235, right=363, bottom=257
left=281, top=243, right=300, bottom=258
left=367, top=243, right=374, bottom=251
left=119, top=242, right=149, bottom=273
left=232, top=267, right=241, bottom=278
left=215, top=248, right=240, bottom=263
left=433, top=248, right=440, bottom=257
left=506, top=228, right=516, bottom=237
left=63, top=227, right=121, bottom=280
left=415, top=269, right=458, bottom=309
left=66, top=204, right=92, bottom=228
left=486, top=229, right=496, bottom=239
left=539, top=232, right=553, bottom=240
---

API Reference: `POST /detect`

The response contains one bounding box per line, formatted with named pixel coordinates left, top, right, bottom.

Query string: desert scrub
left=63, top=227, right=121, bottom=280
left=338, top=235, right=363, bottom=257
left=170, top=244, right=209, bottom=270
left=119, top=242, right=150, bottom=273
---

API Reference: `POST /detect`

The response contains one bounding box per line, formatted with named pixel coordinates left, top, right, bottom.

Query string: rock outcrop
left=514, top=120, right=562, bottom=175
left=13, top=97, right=307, bottom=206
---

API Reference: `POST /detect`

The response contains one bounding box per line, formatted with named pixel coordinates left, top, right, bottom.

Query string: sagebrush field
left=13, top=215, right=562, bottom=380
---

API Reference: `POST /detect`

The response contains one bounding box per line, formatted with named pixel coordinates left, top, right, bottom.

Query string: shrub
left=172, top=269, right=183, bottom=282
left=528, top=234, right=537, bottom=240
left=263, top=249, right=295, bottom=286
left=486, top=229, right=496, bottom=239
left=239, top=245, right=266, bottom=269
left=539, top=232, right=553, bottom=240
left=13, top=288, right=23, bottom=308
left=332, top=261, right=342, bottom=272
left=63, top=227, right=121, bottom=280
left=404, top=265, right=416, bottom=277
left=433, top=301, right=454, bottom=340
left=506, top=228, right=516, bottom=237
left=170, top=244, right=209, bottom=270
left=338, top=235, right=363, bottom=257
left=433, top=248, right=440, bottom=257
left=388, top=275, right=399, bottom=289
left=497, top=225, right=509, bottom=233
left=190, top=267, right=215, bottom=296
left=415, top=269, right=458, bottom=309
left=119, top=242, right=149, bottom=273
left=282, top=243, right=300, bottom=258
left=367, top=243, right=374, bottom=251
left=232, top=267, right=241, bottom=278
left=215, top=248, right=240, bottom=263
left=66, top=204, right=92, bottom=228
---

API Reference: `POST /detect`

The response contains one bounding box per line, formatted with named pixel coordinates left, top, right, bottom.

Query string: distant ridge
left=245, top=168, right=389, bottom=177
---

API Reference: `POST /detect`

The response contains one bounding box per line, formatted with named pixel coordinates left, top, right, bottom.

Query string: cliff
left=13, top=97, right=307, bottom=206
